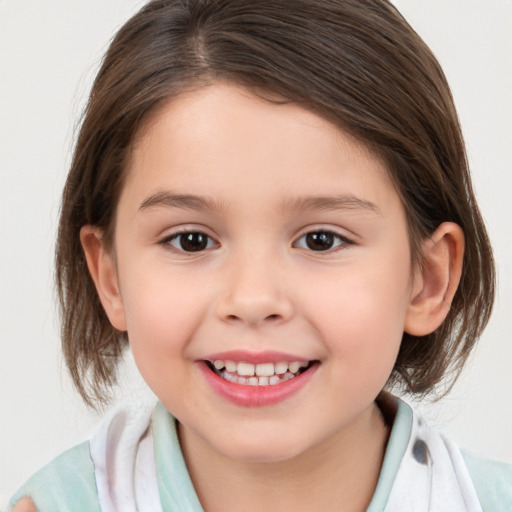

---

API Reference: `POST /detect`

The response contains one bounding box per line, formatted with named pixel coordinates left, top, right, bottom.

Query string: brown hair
left=56, top=0, right=495, bottom=406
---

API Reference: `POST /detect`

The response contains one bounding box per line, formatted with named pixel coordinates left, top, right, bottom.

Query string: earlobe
left=80, top=226, right=127, bottom=331
left=404, top=222, right=464, bottom=336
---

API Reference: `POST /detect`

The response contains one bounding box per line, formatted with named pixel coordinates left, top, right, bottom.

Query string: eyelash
left=160, top=229, right=353, bottom=254
left=160, top=230, right=218, bottom=253
left=293, top=230, right=352, bottom=252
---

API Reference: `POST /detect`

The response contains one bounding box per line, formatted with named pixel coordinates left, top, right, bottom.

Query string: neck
left=179, top=402, right=390, bottom=512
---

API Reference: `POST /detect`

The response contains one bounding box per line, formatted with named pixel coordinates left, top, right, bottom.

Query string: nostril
left=226, top=313, right=280, bottom=321
left=224, top=313, right=281, bottom=324
left=217, top=292, right=294, bottom=326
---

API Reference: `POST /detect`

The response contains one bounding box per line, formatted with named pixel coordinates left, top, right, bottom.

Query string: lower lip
left=198, top=362, right=318, bottom=407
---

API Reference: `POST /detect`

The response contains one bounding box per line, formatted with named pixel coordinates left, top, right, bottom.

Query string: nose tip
left=221, top=300, right=291, bottom=327
left=216, top=274, right=294, bottom=327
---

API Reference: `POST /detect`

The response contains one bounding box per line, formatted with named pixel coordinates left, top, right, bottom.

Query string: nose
left=215, top=251, right=294, bottom=327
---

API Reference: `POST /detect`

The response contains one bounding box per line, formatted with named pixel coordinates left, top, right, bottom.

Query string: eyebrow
left=283, top=195, right=381, bottom=215
left=139, top=192, right=226, bottom=213
left=139, top=191, right=380, bottom=215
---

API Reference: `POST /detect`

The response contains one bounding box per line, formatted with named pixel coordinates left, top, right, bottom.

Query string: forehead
left=123, top=82, right=399, bottom=214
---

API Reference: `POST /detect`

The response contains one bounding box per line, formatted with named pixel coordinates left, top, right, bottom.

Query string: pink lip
left=202, top=350, right=310, bottom=364
left=198, top=360, right=318, bottom=408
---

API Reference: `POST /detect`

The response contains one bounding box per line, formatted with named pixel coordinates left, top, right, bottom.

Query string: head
left=56, top=0, right=494, bottom=407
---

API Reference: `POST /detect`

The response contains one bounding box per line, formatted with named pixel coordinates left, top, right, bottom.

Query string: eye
left=294, top=231, right=349, bottom=252
left=164, top=231, right=217, bottom=252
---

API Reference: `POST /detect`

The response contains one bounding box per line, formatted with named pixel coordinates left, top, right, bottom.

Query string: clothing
left=9, top=395, right=512, bottom=511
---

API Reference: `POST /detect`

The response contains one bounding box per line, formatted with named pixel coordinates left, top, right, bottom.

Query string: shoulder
left=461, top=450, right=512, bottom=512
left=374, top=394, right=512, bottom=511
left=9, top=442, right=100, bottom=512
left=9, top=394, right=160, bottom=512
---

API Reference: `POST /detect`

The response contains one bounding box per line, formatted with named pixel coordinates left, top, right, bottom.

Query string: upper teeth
left=212, top=360, right=308, bottom=377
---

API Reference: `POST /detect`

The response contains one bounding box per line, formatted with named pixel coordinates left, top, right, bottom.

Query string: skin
left=12, top=499, right=36, bottom=512
left=75, top=83, right=463, bottom=512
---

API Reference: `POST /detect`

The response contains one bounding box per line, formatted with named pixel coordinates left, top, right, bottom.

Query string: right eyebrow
left=138, top=191, right=226, bottom=213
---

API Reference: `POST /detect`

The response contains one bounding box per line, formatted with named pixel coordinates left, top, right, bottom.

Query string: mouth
left=205, top=359, right=316, bottom=386
left=199, top=354, right=320, bottom=407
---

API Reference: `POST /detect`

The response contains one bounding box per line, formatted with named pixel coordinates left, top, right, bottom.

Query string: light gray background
left=1, top=0, right=511, bottom=505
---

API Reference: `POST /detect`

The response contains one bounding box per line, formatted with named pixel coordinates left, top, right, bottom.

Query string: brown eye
left=167, top=232, right=215, bottom=252
left=295, top=231, right=348, bottom=252
left=305, top=232, right=334, bottom=251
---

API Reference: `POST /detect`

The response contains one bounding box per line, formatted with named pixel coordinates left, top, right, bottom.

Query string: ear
left=404, top=222, right=464, bottom=336
left=80, top=226, right=127, bottom=331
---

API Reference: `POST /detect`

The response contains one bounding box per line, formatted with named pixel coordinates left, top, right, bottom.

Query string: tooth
left=255, top=363, right=275, bottom=377
left=237, top=362, right=255, bottom=376
left=248, top=376, right=258, bottom=386
left=258, top=376, right=269, bottom=385
left=213, top=360, right=225, bottom=370
left=299, top=361, right=308, bottom=368
left=225, top=360, right=237, bottom=372
left=269, top=375, right=280, bottom=385
left=275, top=362, right=288, bottom=375
left=237, top=376, right=248, bottom=385
left=222, top=371, right=236, bottom=383
left=289, top=362, right=301, bottom=373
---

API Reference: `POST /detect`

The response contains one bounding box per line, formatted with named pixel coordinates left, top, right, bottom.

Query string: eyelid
left=158, top=227, right=219, bottom=253
left=293, top=227, right=355, bottom=251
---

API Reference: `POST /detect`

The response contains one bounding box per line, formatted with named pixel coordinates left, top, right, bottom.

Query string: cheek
left=119, top=267, right=209, bottom=362
left=301, top=260, right=411, bottom=373
left=120, top=271, right=210, bottom=402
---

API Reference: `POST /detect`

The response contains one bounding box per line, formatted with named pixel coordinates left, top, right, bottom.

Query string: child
left=9, top=0, right=512, bottom=510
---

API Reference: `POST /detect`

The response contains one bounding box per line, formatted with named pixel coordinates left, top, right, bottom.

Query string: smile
left=206, top=360, right=311, bottom=386
left=199, top=351, right=319, bottom=407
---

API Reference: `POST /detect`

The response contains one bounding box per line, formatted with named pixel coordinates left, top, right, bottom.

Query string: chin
left=213, top=433, right=307, bottom=464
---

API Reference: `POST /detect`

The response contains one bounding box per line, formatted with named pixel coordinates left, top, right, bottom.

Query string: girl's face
left=106, top=83, right=419, bottom=463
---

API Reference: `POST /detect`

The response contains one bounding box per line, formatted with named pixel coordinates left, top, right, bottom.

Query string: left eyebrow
left=283, top=195, right=381, bottom=215
left=138, top=191, right=226, bottom=213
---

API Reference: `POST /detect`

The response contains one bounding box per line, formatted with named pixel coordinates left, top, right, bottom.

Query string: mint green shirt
left=9, top=400, right=512, bottom=511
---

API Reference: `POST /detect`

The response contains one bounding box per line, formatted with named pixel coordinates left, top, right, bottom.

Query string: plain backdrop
left=1, top=0, right=511, bottom=506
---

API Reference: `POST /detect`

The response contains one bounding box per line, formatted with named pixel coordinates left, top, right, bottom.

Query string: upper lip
left=201, top=350, right=311, bottom=364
